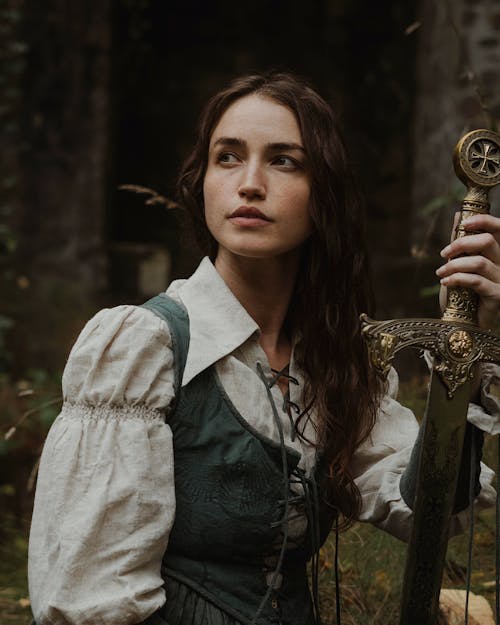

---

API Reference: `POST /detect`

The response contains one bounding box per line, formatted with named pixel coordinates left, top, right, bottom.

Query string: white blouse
left=28, top=257, right=498, bottom=625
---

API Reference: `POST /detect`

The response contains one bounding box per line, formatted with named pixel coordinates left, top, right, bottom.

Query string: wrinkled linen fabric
left=28, top=306, right=176, bottom=625
left=29, top=257, right=499, bottom=625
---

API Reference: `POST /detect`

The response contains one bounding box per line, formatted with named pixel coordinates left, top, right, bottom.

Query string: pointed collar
left=169, top=257, right=260, bottom=386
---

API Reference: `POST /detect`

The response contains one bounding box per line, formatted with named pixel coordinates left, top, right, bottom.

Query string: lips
left=229, top=206, right=271, bottom=221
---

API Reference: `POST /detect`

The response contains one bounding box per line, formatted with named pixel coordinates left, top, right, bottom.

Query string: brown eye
left=217, top=152, right=239, bottom=164
left=273, top=156, right=299, bottom=169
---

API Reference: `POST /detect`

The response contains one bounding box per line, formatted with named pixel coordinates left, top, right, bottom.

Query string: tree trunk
left=11, top=0, right=111, bottom=369
left=412, top=0, right=500, bottom=253
left=17, top=0, right=110, bottom=290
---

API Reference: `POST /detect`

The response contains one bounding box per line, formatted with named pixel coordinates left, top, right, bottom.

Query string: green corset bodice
left=142, top=294, right=336, bottom=625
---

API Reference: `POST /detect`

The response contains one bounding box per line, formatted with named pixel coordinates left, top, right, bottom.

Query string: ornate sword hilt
left=361, top=129, right=500, bottom=396
left=443, top=129, right=500, bottom=324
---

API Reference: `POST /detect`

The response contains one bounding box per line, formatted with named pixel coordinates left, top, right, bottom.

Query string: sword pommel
left=453, top=128, right=500, bottom=190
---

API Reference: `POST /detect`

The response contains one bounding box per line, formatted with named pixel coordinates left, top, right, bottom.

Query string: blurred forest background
left=2, top=0, right=500, bottom=623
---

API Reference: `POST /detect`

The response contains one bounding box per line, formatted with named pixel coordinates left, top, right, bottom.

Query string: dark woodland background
left=4, top=0, right=500, bottom=370
left=1, top=0, right=500, bottom=622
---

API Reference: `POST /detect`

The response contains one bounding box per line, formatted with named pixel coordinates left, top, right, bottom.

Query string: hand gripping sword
left=361, top=129, right=500, bottom=625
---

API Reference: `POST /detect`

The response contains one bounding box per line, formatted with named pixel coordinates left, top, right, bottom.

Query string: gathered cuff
left=60, top=401, right=165, bottom=423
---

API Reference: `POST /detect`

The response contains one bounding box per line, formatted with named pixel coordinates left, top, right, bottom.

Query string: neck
left=214, top=250, right=301, bottom=359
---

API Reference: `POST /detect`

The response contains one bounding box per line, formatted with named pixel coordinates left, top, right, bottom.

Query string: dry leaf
left=405, top=21, right=421, bottom=35
left=119, top=184, right=179, bottom=210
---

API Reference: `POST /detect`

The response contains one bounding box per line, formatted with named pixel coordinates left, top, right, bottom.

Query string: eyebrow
left=212, top=136, right=306, bottom=153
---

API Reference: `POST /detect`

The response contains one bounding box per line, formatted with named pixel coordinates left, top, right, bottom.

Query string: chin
left=212, top=232, right=309, bottom=262
left=220, top=243, right=305, bottom=262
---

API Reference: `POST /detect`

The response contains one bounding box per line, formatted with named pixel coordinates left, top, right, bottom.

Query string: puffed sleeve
left=352, top=368, right=496, bottom=542
left=28, top=305, right=176, bottom=625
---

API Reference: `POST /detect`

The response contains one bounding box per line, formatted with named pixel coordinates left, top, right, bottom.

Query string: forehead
left=209, top=94, right=302, bottom=146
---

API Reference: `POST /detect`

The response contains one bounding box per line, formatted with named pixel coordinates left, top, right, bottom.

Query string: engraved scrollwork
left=446, top=287, right=477, bottom=313
left=442, top=287, right=478, bottom=325
left=363, top=330, right=398, bottom=377
left=433, top=358, right=476, bottom=397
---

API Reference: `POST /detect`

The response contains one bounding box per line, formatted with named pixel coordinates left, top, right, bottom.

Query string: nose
left=238, top=163, right=266, bottom=201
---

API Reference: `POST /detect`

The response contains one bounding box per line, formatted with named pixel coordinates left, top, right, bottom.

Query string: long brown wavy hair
left=177, top=72, right=382, bottom=528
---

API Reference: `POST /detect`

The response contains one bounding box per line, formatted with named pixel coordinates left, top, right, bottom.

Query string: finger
left=441, top=232, right=500, bottom=261
left=462, top=213, right=500, bottom=235
left=436, top=255, right=500, bottom=282
left=439, top=271, right=500, bottom=298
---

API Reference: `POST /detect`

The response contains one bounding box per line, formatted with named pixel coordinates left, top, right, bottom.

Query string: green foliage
left=0, top=315, right=13, bottom=371
left=413, top=182, right=464, bottom=272
left=419, top=183, right=463, bottom=219
left=419, top=284, right=440, bottom=299
left=0, top=375, right=61, bottom=623
left=397, top=374, right=429, bottom=423
left=0, top=514, right=31, bottom=624
left=0, top=369, right=62, bottom=454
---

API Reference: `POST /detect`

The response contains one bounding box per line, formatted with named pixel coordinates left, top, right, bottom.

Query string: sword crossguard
left=361, top=315, right=500, bottom=397
left=362, top=129, right=500, bottom=396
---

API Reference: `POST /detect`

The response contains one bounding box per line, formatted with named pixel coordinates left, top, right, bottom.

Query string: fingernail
left=440, top=246, right=450, bottom=258
left=436, top=266, right=444, bottom=276
left=440, top=277, right=449, bottom=285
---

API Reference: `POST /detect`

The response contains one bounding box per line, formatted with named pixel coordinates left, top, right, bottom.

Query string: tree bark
left=17, top=0, right=110, bottom=291
left=412, top=0, right=500, bottom=253
left=8, top=0, right=111, bottom=369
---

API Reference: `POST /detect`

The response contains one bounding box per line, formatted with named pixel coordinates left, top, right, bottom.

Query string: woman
left=28, top=73, right=500, bottom=625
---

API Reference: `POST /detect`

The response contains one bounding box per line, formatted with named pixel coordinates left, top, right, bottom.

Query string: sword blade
left=399, top=369, right=471, bottom=625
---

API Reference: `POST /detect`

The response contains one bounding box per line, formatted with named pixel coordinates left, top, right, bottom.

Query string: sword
left=361, top=129, right=500, bottom=625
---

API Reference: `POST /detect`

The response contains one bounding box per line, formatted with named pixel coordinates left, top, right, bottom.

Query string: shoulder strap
left=141, top=293, right=190, bottom=399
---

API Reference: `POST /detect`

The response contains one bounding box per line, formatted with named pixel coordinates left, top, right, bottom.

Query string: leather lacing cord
left=253, top=362, right=292, bottom=625
left=271, top=366, right=300, bottom=443
left=254, top=363, right=340, bottom=625
left=289, top=465, right=323, bottom=624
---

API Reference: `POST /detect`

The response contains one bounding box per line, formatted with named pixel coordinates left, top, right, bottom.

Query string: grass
left=0, top=515, right=31, bottom=625
left=318, top=505, right=497, bottom=624
left=319, top=523, right=405, bottom=624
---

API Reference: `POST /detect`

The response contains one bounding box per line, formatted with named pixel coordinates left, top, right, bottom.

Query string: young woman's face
left=203, top=94, right=312, bottom=261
